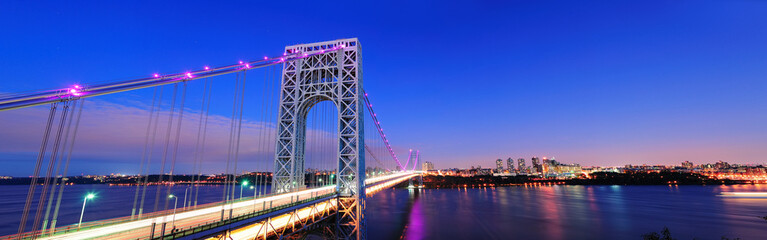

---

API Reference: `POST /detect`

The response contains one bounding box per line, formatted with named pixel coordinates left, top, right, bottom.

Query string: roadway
left=32, top=172, right=417, bottom=240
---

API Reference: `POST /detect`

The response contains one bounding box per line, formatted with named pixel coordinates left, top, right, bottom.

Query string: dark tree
left=642, top=227, right=675, bottom=240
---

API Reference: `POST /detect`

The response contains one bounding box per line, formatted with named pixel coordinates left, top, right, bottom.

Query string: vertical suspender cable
left=31, top=100, right=70, bottom=235
left=154, top=83, right=178, bottom=214
left=229, top=70, right=246, bottom=218
left=195, top=78, right=212, bottom=207
left=165, top=81, right=187, bottom=215
left=221, top=72, right=239, bottom=220
left=40, top=101, right=77, bottom=236
left=40, top=99, right=77, bottom=235
left=49, top=99, right=84, bottom=235
left=132, top=87, right=160, bottom=219
left=190, top=79, right=208, bottom=208
left=254, top=66, right=268, bottom=203
left=139, top=86, right=164, bottom=218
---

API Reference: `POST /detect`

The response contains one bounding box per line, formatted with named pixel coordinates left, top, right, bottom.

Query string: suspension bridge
left=0, top=38, right=424, bottom=240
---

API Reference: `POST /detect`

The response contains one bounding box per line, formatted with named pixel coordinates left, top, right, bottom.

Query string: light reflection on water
left=366, top=185, right=767, bottom=240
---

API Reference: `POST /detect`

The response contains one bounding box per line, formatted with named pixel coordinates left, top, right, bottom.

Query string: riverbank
left=422, top=171, right=750, bottom=188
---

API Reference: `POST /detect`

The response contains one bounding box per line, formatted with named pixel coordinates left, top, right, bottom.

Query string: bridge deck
left=3, top=172, right=416, bottom=240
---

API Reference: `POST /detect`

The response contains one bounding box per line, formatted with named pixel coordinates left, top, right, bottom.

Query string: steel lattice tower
left=273, top=38, right=366, bottom=239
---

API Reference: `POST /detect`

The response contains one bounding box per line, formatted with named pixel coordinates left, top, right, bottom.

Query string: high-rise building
left=423, top=161, right=434, bottom=171
left=517, top=158, right=526, bottom=173
left=681, top=161, right=693, bottom=169
left=507, top=158, right=515, bottom=172
left=531, top=157, right=542, bottom=173
left=496, top=159, right=504, bottom=173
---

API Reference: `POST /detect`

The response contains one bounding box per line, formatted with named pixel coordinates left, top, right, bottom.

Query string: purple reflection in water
left=404, top=193, right=426, bottom=240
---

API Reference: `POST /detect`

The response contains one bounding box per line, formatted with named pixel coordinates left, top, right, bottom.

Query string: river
left=1, top=184, right=765, bottom=239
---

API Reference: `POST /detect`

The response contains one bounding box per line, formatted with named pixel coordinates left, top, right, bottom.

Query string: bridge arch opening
left=296, top=97, right=339, bottom=190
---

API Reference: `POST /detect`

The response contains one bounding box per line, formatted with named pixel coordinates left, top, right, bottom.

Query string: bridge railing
left=157, top=192, right=338, bottom=240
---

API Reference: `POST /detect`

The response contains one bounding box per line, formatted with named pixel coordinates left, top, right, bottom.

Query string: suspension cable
left=48, top=98, right=84, bottom=235
left=132, top=87, right=160, bottom=219
left=139, top=86, right=165, bottom=219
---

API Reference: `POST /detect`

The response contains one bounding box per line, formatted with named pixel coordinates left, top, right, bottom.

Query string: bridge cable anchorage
left=132, top=86, right=159, bottom=220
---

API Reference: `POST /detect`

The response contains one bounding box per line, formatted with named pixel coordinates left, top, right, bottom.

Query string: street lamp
left=168, top=194, right=178, bottom=229
left=78, top=193, right=95, bottom=228
left=182, top=186, right=191, bottom=209
left=240, top=180, right=248, bottom=199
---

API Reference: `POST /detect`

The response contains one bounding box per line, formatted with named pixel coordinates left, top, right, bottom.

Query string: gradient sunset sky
left=1, top=0, right=766, bottom=176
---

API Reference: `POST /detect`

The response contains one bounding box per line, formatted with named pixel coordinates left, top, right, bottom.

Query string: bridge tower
left=273, top=38, right=366, bottom=239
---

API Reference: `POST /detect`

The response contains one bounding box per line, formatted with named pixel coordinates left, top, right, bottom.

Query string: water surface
left=366, top=185, right=767, bottom=240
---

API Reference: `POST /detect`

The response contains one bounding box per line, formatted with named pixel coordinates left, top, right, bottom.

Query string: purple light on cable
left=280, top=57, right=284, bottom=62
left=239, top=61, right=244, bottom=64
left=186, top=72, right=193, bottom=78
left=245, top=64, right=251, bottom=68
left=153, top=73, right=160, bottom=78
left=264, top=56, right=268, bottom=60
left=69, top=88, right=82, bottom=96
left=204, top=66, right=210, bottom=70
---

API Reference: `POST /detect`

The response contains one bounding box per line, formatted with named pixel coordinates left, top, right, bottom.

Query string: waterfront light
left=240, top=180, right=249, bottom=199
left=167, top=194, right=178, bottom=228
left=78, top=193, right=96, bottom=228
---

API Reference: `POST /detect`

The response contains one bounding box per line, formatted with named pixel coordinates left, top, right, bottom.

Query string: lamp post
left=240, top=180, right=248, bottom=199
left=168, top=194, right=178, bottom=229
left=182, top=186, right=191, bottom=209
left=78, top=193, right=95, bottom=228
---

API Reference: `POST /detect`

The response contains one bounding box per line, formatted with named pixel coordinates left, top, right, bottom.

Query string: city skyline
left=2, top=1, right=767, bottom=176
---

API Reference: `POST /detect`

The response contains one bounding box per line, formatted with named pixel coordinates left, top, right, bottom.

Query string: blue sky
left=1, top=0, right=767, bottom=175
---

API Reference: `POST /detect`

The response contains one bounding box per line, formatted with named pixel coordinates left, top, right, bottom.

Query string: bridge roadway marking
left=38, top=172, right=417, bottom=240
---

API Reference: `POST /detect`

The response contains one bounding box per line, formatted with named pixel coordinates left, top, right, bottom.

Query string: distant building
left=531, top=157, right=542, bottom=173
left=715, top=161, right=730, bottom=170
left=423, top=161, right=434, bottom=171
left=517, top=158, right=527, bottom=174
left=496, top=159, right=504, bottom=173
left=681, top=161, right=693, bottom=169
left=507, top=158, right=515, bottom=172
